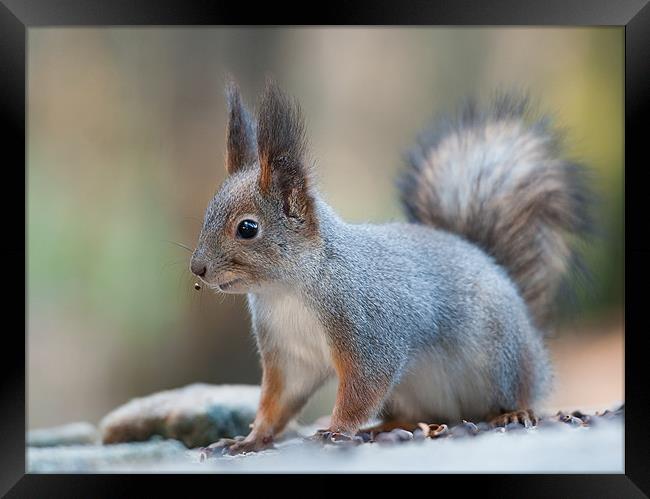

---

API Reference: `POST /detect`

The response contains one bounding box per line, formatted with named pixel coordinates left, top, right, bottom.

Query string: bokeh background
left=27, top=27, right=623, bottom=430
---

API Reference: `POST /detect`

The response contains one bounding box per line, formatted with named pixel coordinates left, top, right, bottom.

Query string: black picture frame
left=4, top=0, right=648, bottom=496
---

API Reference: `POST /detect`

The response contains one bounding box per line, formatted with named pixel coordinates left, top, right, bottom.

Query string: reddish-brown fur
left=258, top=156, right=272, bottom=194
left=329, top=350, right=390, bottom=434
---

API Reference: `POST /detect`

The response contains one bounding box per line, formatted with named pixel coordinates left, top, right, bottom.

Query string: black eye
left=237, top=219, right=258, bottom=239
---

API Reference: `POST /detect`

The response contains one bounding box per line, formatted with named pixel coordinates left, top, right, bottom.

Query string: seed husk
left=417, top=422, right=448, bottom=439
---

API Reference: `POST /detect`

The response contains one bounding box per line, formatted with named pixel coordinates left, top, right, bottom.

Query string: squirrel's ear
left=225, top=80, right=257, bottom=175
left=257, top=80, right=314, bottom=224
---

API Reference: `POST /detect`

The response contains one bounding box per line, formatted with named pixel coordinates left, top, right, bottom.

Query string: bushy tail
left=398, top=94, right=593, bottom=326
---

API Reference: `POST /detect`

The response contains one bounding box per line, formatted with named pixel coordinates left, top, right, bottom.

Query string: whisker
left=162, top=259, right=189, bottom=271
left=163, top=240, right=194, bottom=253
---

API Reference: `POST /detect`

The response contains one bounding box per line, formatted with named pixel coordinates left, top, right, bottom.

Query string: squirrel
left=190, top=79, right=592, bottom=455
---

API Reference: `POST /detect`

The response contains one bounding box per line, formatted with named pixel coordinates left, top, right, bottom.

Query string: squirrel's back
left=398, top=94, right=593, bottom=327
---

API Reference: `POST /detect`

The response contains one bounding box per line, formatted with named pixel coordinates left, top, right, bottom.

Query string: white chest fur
left=249, top=291, right=333, bottom=375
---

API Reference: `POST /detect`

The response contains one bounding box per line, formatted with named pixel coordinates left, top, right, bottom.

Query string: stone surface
left=28, top=422, right=99, bottom=447
left=28, top=438, right=188, bottom=473
left=27, top=416, right=623, bottom=473
left=27, top=391, right=624, bottom=473
left=99, top=383, right=260, bottom=448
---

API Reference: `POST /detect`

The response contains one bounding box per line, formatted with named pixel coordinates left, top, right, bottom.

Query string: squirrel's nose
left=190, top=257, right=207, bottom=277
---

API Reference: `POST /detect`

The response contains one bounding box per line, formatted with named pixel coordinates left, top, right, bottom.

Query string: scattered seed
left=451, top=423, right=478, bottom=437
left=571, top=410, right=591, bottom=425
left=390, top=428, right=414, bottom=441
left=461, top=420, right=480, bottom=435
left=194, top=282, right=201, bottom=290
left=417, top=422, right=448, bottom=439
left=476, top=422, right=491, bottom=432
left=352, top=436, right=365, bottom=444
left=431, top=424, right=448, bottom=438
left=200, top=407, right=624, bottom=455
left=560, top=415, right=585, bottom=427
left=374, top=432, right=400, bottom=444
left=331, top=435, right=361, bottom=447
left=356, top=432, right=372, bottom=443
left=412, top=428, right=426, bottom=440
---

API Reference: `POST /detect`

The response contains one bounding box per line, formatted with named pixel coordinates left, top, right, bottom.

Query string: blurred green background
left=27, top=27, right=623, bottom=430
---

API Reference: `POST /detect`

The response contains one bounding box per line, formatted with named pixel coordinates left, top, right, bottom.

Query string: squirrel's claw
left=308, top=428, right=360, bottom=445
left=490, top=409, right=538, bottom=429
left=199, top=434, right=273, bottom=459
left=226, top=437, right=274, bottom=455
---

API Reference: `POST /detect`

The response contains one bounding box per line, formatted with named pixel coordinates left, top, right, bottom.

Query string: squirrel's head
left=190, top=79, right=319, bottom=294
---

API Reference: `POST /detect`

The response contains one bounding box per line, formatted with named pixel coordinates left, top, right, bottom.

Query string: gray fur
left=398, top=93, right=593, bottom=327
left=191, top=83, right=590, bottom=438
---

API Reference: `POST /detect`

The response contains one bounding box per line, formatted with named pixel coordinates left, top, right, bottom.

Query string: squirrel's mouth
left=200, top=271, right=248, bottom=294
left=217, top=278, right=243, bottom=291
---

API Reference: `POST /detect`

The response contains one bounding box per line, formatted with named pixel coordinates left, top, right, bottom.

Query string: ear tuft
left=256, top=80, right=316, bottom=232
left=256, top=80, right=308, bottom=194
left=225, top=79, right=257, bottom=175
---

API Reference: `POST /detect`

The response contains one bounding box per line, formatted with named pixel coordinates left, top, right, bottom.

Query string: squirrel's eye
left=237, top=219, right=258, bottom=239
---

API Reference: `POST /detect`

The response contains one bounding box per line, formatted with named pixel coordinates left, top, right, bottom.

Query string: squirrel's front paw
left=308, top=428, right=360, bottom=445
left=200, top=433, right=274, bottom=459
left=226, top=435, right=275, bottom=455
